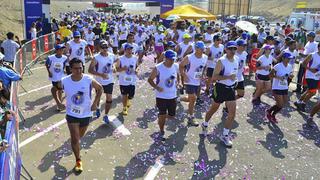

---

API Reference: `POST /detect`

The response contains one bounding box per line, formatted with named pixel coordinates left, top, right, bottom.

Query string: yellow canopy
left=160, top=4, right=216, bottom=20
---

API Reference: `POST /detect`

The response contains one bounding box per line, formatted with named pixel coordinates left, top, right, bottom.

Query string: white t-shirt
left=84, top=32, right=95, bottom=46
left=236, top=51, right=248, bottom=82
left=304, top=41, right=319, bottom=55
left=118, top=55, right=138, bottom=86
left=272, top=62, right=292, bottom=90
left=1, top=39, right=20, bottom=62
left=155, top=62, right=179, bottom=99
left=256, top=54, right=273, bottom=75
left=46, top=54, right=67, bottom=82
left=207, top=44, right=224, bottom=68
left=68, top=39, right=88, bottom=63
left=185, top=53, right=208, bottom=86
left=217, top=55, right=239, bottom=86
left=94, top=53, right=117, bottom=85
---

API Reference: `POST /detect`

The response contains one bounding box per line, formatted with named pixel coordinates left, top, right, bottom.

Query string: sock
left=203, top=121, right=208, bottom=126
left=223, top=128, right=230, bottom=136
left=272, top=106, right=282, bottom=116
left=268, top=105, right=278, bottom=114
left=297, top=100, right=302, bottom=103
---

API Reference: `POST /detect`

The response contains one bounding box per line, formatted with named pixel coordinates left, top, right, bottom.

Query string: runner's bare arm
left=212, top=60, right=233, bottom=81
left=91, top=79, right=103, bottom=111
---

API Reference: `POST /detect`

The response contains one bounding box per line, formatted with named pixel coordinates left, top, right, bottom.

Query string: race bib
left=71, top=104, right=84, bottom=115
left=194, top=72, right=202, bottom=79
left=124, top=75, right=133, bottom=82
left=279, top=79, right=287, bottom=87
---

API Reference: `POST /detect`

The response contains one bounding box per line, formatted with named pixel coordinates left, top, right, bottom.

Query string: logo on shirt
left=76, top=47, right=84, bottom=56
left=196, top=65, right=204, bottom=72
left=103, top=63, right=112, bottom=73
left=71, top=91, right=84, bottom=105
left=126, top=65, right=135, bottom=75
left=54, top=63, right=62, bottom=73
left=165, top=75, right=175, bottom=88
left=239, top=59, right=244, bottom=69
left=215, top=52, right=222, bottom=59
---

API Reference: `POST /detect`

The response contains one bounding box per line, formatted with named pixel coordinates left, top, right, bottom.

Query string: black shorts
left=206, top=68, right=214, bottom=78
left=66, top=115, right=91, bottom=127
left=120, top=85, right=135, bottom=99
left=272, top=89, right=288, bottom=95
left=235, top=81, right=245, bottom=90
left=103, top=83, right=114, bottom=94
left=256, top=74, right=270, bottom=81
left=185, top=85, right=200, bottom=94
left=156, top=98, right=177, bottom=116
left=306, top=79, right=319, bottom=90
left=52, top=81, right=62, bottom=90
left=212, top=83, right=236, bottom=103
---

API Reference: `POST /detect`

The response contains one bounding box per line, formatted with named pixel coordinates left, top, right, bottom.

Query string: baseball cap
left=55, top=44, right=65, bottom=50
left=100, top=40, right=108, bottom=47
left=124, top=43, right=134, bottom=50
left=226, top=41, right=237, bottom=48
left=263, top=45, right=272, bottom=50
left=236, top=39, right=247, bottom=46
left=282, top=52, right=294, bottom=59
left=307, top=31, right=316, bottom=37
left=73, top=31, right=81, bottom=37
left=183, top=33, right=191, bottom=39
left=164, top=50, right=177, bottom=61
left=241, top=32, right=248, bottom=39
left=88, top=27, right=93, bottom=30
left=194, top=33, right=203, bottom=40
left=167, top=41, right=176, bottom=47
left=213, top=34, right=222, bottom=41
left=266, top=35, right=274, bottom=41
left=195, top=41, right=206, bottom=49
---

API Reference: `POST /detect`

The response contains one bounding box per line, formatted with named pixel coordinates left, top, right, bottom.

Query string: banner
left=44, top=34, right=49, bottom=52
left=24, top=0, right=43, bottom=40
left=31, top=40, right=37, bottom=60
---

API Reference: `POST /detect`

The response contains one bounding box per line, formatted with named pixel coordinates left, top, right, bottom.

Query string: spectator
left=0, top=90, right=11, bottom=138
left=0, top=59, right=22, bottom=89
left=36, top=18, right=43, bottom=37
left=0, top=32, right=20, bottom=66
left=285, top=25, right=292, bottom=36
left=52, top=19, right=59, bottom=32
left=257, top=28, right=267, bottom=46
left=29, top=22, right=37, bottom=40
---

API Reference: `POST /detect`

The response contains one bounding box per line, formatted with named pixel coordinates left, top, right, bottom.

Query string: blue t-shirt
left=0, top=66, right=20, bottom=89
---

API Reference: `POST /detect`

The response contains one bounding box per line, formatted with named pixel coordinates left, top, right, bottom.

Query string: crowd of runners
left=44, top=11, right=320, bottom=173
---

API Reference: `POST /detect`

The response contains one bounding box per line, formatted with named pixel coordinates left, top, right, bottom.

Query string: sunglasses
left=227, top=47, right=237, bottom=51
left=74, top=36, right=80, bottom=38
left=101, top=46, right=108, bottom=49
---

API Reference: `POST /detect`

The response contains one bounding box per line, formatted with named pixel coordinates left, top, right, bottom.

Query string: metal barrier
left=0, top=32, right=57, bottom=180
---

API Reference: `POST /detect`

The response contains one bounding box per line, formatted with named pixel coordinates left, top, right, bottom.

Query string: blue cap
left=241, top=32, right=247, bottom=39
left=282, top=52, right=294, bottom=59
left=236, top=39, right=247, bottom=46
left=124, top=43, right=134, bottom=50
left=226, top=41, right=237, bottom=48
left=164, top=50, right=177, bottom=60
left=73, top=31, right=81, bottom=37
left=88, top=27, right=93, bottom=30
left=195, top=41, right=206, bottom=49
left=167, top=41, right=176, bottom=47
left=55, top=44, right=65, bottom=50
left=263, top=45, right=272, bottom=50
left=307, top=31, right=316, bottom=37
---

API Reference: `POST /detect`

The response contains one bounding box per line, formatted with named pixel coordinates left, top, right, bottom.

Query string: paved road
left=18, top=55, right=320, bottom=179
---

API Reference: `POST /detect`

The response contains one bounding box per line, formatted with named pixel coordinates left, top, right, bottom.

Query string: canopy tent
left=160, top=4, right=216, bottom=20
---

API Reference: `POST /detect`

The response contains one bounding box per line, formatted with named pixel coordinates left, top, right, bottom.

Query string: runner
left=45, top=44, right=68, bottom=111
left=58, top=58, right=102, bottom=173
left=234, top=39, right=248, bottom=100
left=148, top=50, right=179, bottom=141
left=266, top=53, right=294, bottom=123
left=157, top=41, right=176, bottom=63
left=153, top=27, right=166, bottom=63
left=88, top=41, right=117, bottom=122
left=175, top=33, right=192, bottom=62
left=202, top=41, right=239, bottom=147
left=294, top=43, right=320, bottom=112
left=116, top=43, right=140, bottom=115
left=252, top=45, right=274, bottom=105
left=205, top=34, right=224, bottom=94
left=65, top=31, right=92, bottom=74
left=179, top=41, right=208, bottom=126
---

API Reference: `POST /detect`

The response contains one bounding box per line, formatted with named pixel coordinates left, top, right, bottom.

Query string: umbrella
left=166, top=14, right=180, bottom=21
left=161, top=4, right=216, bottom=20
left=235, top=21, right=258, bottom=34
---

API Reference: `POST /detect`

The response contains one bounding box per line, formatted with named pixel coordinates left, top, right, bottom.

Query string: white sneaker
left=220, top=135, right=233, bottom=147
left=201, top=123, right=208, bottom=136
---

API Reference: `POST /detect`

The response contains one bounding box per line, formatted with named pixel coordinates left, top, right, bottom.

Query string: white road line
left=18, top=84, right=51, bottom=97
left=109, top=115, right=131, bottom=136
left=20, top=119, right=66, bottom=148
left=144, top=159, right=164, bottom=180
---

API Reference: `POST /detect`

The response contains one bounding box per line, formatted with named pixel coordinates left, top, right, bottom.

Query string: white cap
left=0, top=52, right=4, bottom=60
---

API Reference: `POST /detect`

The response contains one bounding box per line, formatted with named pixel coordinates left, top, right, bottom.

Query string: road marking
left=108, top=115, right=131, bottom=136
left=20, top=119, right=66, bottom=148
left=18, top=84, right=51, bottom=97
left=144, top=159, right=164, bottom=180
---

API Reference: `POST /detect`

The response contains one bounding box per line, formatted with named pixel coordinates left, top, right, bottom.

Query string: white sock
left=223, top=128, right=230, bottom=136
left=203, top=122, right=208, bottom=126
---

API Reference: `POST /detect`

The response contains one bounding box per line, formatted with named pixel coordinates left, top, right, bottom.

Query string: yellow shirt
left=101, top=22, right=108, bottom=34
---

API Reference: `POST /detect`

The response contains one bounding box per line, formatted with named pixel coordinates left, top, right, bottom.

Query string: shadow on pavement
left=297, top=111, right=320, bottom=148
left=260, top=123, right=288, bottom=159
left=246, top=102, right=270, bottom=131
left=37, top=124, right=113, bottom=179
left=113, top=126, right=188, bottom=179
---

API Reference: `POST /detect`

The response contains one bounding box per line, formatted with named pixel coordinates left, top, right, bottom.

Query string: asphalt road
left=17, top=55, right=320, bottom=179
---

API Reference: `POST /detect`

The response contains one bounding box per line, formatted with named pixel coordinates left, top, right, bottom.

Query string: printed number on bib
left=279, top=79, right=287, bottom=87
left=194, top=72, right=202, bottom=79
left=71, top=104, right=84, bottom=115
left=124, top=75, right=133, bottom=82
